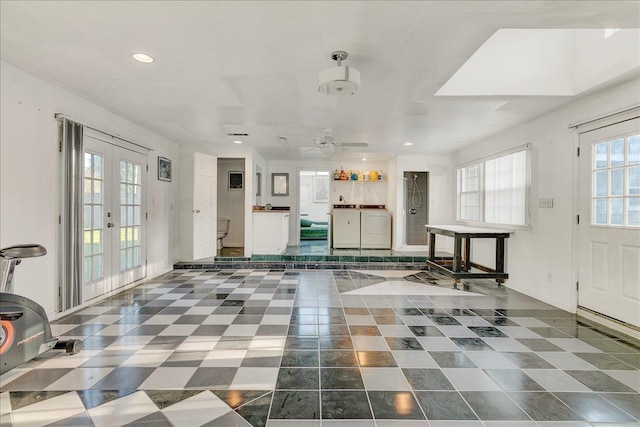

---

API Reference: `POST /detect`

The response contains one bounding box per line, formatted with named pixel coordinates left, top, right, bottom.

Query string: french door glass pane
left=119, top=160, right=142, bottom=272
left=83, top=152, right=104, bottom=283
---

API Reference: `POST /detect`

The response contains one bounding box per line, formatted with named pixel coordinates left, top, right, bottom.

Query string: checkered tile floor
left=1, top=269, right=639, bottom=426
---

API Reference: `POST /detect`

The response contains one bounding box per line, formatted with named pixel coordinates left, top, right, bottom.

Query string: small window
left=457, top=164, right=481, bottom=221
left=592, top=133, right=640, bottom=227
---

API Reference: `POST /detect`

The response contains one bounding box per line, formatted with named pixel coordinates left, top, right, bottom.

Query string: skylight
left=436, top=29, right=640, bottom=97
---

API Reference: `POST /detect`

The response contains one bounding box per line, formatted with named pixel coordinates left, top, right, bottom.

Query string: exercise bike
left=0, top=244, right=82, bottom=375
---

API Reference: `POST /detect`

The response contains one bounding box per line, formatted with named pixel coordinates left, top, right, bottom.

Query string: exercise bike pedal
left=54, top=339, right=83, bottom=355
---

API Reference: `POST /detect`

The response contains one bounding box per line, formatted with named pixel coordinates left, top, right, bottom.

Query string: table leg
left=428, top=232, right=436, bottom=261
left=453, top=237, right=462, bottom=272
left=496, top=237, right=505, bottom=273
left=464, top=237, right=471, bottom=271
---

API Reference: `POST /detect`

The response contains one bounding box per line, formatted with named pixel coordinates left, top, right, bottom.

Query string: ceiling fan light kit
left=318, top=51, right=360, bottom=96
left=319, top=143, right=335, bottom=156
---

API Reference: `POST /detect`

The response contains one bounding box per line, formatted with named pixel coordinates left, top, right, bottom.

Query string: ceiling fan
left=313, top=129, right=368, bottom=156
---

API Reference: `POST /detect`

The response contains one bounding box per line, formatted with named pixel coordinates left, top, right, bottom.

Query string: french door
left=82, top=131, right=147, bottom=301
left=578, top=116, right=640, bottom=327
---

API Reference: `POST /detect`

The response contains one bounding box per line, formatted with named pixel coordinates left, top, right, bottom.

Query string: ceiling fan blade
left=339, top=142, right=369, bottom=147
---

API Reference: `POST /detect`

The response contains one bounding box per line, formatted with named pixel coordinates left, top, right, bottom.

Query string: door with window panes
left=578, top=117, right=640, bottom=327
left=83, top=132, right=147, bottom=301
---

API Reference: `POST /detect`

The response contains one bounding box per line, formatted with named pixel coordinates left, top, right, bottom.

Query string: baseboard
left=395, top=245, right=428, bottom=252
left=505, top=282, right=575, bottom=313
left=577, top=306, right=640, bottom=340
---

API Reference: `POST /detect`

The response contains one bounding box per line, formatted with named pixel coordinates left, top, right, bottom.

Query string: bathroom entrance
left=216, top=158, right=245, bottom=256
left=404, top=171, right=429, bottom=245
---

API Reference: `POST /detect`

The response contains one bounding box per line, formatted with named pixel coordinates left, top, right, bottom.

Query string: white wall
left=0, top=60, right=180, bottom=318
left=452, top=77, right=640, bottom=312
left=217, top=158, right=245, bottom=247
left=392, top=155, right=455, bottom=251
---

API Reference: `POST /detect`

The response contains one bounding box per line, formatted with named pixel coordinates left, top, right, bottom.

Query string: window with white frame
left=457, top=164, right=481, bottom=221
left=592, top=133, right=640, bottom=227
left=456, top=145, right=530, bottom=226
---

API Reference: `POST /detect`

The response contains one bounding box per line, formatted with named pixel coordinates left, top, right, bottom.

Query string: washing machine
left=360, top=206, right=391, bottom=249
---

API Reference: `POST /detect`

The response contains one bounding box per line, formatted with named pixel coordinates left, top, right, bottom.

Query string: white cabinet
left=332, top=209, right=361, bottom=248
left=253, top=211, right=290, bottom=254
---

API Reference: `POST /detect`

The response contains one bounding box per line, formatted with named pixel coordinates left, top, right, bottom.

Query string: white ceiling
left=1, top=1, right=639, bottom=161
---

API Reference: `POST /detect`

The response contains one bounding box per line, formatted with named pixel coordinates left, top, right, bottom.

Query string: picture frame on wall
left=313, top=175, right=329, bottom=202
left=158, top=157, right=172, bottom=182
left=228, top=171, right=244, bottom=190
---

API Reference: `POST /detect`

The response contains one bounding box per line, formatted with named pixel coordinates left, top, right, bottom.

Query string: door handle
left=107, top=222, right=115, bottom=228
left=192, top=209, right=201, bottom=214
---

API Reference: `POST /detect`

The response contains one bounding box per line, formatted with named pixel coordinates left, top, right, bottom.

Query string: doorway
left=298, top=170, right=330, bottom=252
left=82, top=130, right=147, bottom=302
left=217, top=158, right=245, bottom=257
left=578, top=116, right=640, bottom=327
left=404, top=171, right=429, bottom=246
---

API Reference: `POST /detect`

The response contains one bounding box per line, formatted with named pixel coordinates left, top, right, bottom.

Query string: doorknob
left=107, top=222, right=114, bottom=228
left=192, top=209, right=201, bottom=214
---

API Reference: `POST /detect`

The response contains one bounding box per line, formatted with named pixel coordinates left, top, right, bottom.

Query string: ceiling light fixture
left=132, top=53, right=154, bottom=63
left=318, top=51, right=360, bottom=96
left=319, top=143, right=335, bottom=156
left=362, top=155, right=368, bottom=161
left=233, top=140, right=242, bottom=144
left=404, top=142, right=413, bottom=146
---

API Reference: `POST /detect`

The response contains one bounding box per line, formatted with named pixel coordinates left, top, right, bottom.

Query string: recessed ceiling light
left=132, top=53, right=154, bottom=63
left=233, top=140, right=243, bottom=144
left=404, top=142, right=413, bottom=146
left=362, top=156, right=367, bottom=161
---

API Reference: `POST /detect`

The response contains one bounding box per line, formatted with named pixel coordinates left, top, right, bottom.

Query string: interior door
left=193, top=152, right=217, bottom=260
left=83, top=133, right=147, bottom=301
left=578, top=116, right=640, bottom=327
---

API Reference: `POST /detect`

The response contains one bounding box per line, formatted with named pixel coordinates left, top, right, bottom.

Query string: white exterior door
left=83, top=132, right=147, bottom=301
left=193, top=152, right=217, bottom=260
left=578, top=117, right=640, bottom=327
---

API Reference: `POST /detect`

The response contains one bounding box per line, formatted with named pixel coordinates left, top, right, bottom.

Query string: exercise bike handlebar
left=0, top=244, right=47, bottom=259
left=1, top=244, right=47, bottom=294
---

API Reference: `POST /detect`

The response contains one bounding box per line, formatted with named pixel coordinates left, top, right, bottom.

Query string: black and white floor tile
left=1, top=269, right=639, bottom=426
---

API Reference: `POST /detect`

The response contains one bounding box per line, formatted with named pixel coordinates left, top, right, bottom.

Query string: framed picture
left=158, top=157, right=172, bottom=182
left=271, top=173, right=289, bottom=196
left=228, top=171, right=244, bottom=190
left=313, top=175, right=329, bottom=202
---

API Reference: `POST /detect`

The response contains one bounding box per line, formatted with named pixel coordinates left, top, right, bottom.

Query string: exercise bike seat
left=0, top=244, right=47, bottom=259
